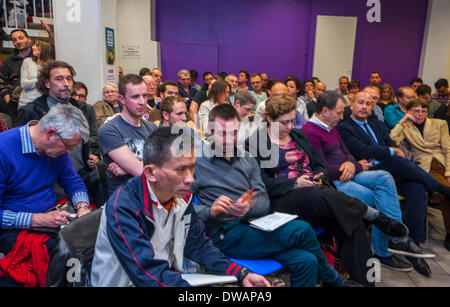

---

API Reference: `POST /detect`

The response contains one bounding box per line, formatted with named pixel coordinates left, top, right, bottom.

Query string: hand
left=40, top=18, right=54, bottom=42
left=108, top=162, right=128, bottom=176
left=76, top=203, right=92, bottom=218
left=399, top=113, right=415, bottom=125
left=211, top=195, right=233, bottom=217
left=4, top=95, right=10, bottom=104
left=311, top=172, right=325, bottom=185
left=392, top=147, right=405, bottom=158
left=87, top=154, right=99, bottom=169
left=242, top=273, right=271, bottom=287
left=229, top=191, right=256, bottom=217
left=358, top=159, right=373, bottom=171
left=296, top=174, right=318, bottom=188
left=307, top=90, right=315, bottom=100
left=31, top=210, right=72, bottom=228
left=339, top=161, right=355, bottom=182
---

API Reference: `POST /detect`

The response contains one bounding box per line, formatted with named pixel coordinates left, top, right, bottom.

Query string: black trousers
left=271, top=185, right=374, bottom=287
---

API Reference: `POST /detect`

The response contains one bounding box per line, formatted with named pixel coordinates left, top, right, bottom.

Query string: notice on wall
left=106, top=27, right=115, bottom=65
left=121, top=45, right=141, bottom=60
left=106, top=66, right=116, bottom=84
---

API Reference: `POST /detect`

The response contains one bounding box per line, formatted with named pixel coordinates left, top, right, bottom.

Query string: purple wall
left=156, top=0, right=428, bottom=91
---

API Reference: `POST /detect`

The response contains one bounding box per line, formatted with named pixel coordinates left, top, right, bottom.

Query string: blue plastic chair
left=229, top=225, right=327, bottom=275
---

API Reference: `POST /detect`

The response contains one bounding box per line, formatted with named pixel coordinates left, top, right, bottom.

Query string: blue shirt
left=0, top=123, right=89, bottom=229
left=384, top=104, right=405, bottom=130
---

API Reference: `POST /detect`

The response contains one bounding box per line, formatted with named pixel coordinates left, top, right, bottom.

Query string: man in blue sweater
left=0, top=104, right=92, bottom=261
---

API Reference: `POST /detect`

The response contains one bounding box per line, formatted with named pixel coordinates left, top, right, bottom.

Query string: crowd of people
left=0, top=27, right=450, bottom=288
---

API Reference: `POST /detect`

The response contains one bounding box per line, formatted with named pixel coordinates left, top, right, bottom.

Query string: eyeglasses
left=73, top=94, right=87, bottom=100
left=103, top=90, right=117, bottom=95
left=56, top=133, right=78, bottom=151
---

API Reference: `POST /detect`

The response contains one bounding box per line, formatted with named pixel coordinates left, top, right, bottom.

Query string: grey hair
left=39, top=104, right=90, bottom=143
left=103, top=83, right=118, bottom=92
left=235, top=89, right=257, bottom=106
left=178, top=69, right=190, bottom=78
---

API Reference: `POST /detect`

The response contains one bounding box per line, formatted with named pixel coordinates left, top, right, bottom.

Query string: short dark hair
left=416, top=84, right=432, bottom=96
left=348, top=80, right=361, bottom=90
left=435, top=78, right=449, bottom=89
left=143, top=127, right=194, bottom=167
left=203, top=72, right=214, bottom=80
left=304, top=79, right=316, bottom=89
left=139, top=67, right=151, bottom=77
left=37, top=61, right=76, bottom=95
left=160, top=80, right=179, bottom=93
left=316, top=91, right=345, bottom=113
left=284, top=76, right=304, bottom=97
left=209, top=103, right=240, bottom=124
left=410, top=77, right=423, bottom=85
left=73, top=81, right=88, bottom=97
left=160, top=96, right=186, bottom=118
left=189, top=70, right=198, bottom=80
left=119, top=74, right=145, bottom=97
left=218, top=72, right=228, bottom=80
left=239, top=70, right=250, bottom=80
left=266, top=79, right=281, bottom=92
left=10, top=28, right=29, bottom=39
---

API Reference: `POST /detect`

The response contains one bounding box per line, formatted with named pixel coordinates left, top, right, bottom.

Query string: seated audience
left=226, top=74, right=238, bottom=105
left=390, top=98, right=450, bottom=251
left=285, top=76, right=308, bottom=120
left=193, top=103, right=359, bottom=287
left=91, top=127, right=270, bottom=287
left=237, top=70, right=251, bottom=91
left=432, top=78, right=450, bottom=105
left=303, top=91, right=433, bottom=276
left=177, top=69, right=198, bottom=109
left=159, top=96, right=188, bottom=128
left=369, top=72, right=382, bottom=85
left=189, top=69, right=201, bottom=91
left=93, top=83, right=121, bottom=128
left=0, top=104, right=91, bottom=286
left=198, top=80, right=230, bottom=134
left=139, top=67, right=151, bottom=77
left=434, top=101, right=450, bottom=133
left=345, top=80, right=361, bottom=105
left=189, top=72, right=215, bottom=116
left=338, top=91, right=450, bottom=249
left=18, top=39, right=54, bottom=110
left=335, top=76, right=349, bottom=97
left=151, top=68, right=163, bottom=88
left=384, top=86, right=416, bottom=130
left=72, top=81, right=88, bottom=103
left=98, top=74, right=157, bottom=197
left=417, top=84, right=442, bottom=118
left=250, top=74, right=268, bottom=110
left=410, top=77, right=423, bottom=93
left=379, top=83, right=396, bottom=112
left=306, top=81, right=327, bottom=118
left=142, top=75, right=162, bottom=122
left=246, top=94, right=409, bottom=286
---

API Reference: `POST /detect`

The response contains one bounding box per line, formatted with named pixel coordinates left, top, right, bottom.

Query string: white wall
left=53, top=0, right=105, bottom=104
left=116, top=0, right=160, bottom=76
left=419, top=0, right=450, bottom=87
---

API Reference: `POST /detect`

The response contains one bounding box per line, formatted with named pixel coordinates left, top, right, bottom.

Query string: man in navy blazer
left=338, top=92, right=450, bottom=274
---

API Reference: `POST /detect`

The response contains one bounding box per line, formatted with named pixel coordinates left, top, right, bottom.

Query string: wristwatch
left=77, top=204, right=93, bottom=212
left=238, top=267, right=249, bottom=283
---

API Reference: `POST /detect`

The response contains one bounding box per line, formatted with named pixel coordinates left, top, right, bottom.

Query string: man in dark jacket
left=14, top=61, right=101, bottom=205
left=0, top=29, right=33, bottom=119
left=90, top=127, right=270, bottom=287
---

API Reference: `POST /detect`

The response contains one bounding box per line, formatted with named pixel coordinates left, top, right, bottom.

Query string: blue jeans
left=334, top=170, right=402, bottom=257
left=211, top=219, right=338, bottom=287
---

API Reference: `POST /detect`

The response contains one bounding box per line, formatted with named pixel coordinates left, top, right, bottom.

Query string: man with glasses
left=384, top=86, right=416, bottom=130
left=72, top=82, right=89, bottom=103
left=250, top=74, right=267, bottom=111
left=0, top=104, right=91, bottom=286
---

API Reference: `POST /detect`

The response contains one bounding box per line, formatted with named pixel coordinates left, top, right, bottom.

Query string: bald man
left=337, top=92, right=450, bottom=273
left=254, top=82, right=288, bottom=123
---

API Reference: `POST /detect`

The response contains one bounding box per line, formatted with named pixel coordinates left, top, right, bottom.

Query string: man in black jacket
left=15, top=61, right=102, bottom=206
left=0, top=29, right=32, bottom=119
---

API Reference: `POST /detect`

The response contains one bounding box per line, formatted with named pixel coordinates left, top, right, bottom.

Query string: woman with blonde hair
left=18, top=39, right=55, bottom=109
left=379, top=83, right=396, bottom=112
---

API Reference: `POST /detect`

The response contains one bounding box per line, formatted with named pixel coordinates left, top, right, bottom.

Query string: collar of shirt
left=146, top=179, right=178, bottom=211
left=20, top=121, right=39, bottom=154
left=310, top=115, right=331, bottom=132
left=350, top=116, right=368, bottom=128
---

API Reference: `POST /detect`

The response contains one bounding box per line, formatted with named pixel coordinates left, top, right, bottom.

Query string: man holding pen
left=192, top=103, right=357, bottom=287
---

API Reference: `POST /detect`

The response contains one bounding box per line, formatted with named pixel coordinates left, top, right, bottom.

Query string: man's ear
left=117, top=94, right=126, bottom=106
left=162, top=110, right=170, bottom=122
left=143, top=164, right=158, bottom=183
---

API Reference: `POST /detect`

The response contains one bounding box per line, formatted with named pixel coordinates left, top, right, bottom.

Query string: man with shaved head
left=254, top=82, right=289, bottom=123
left=337, top=91, right=450, bottom=275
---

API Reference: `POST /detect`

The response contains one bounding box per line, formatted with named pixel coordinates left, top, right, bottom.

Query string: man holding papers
left=192, top=104, right=357, bottom=287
